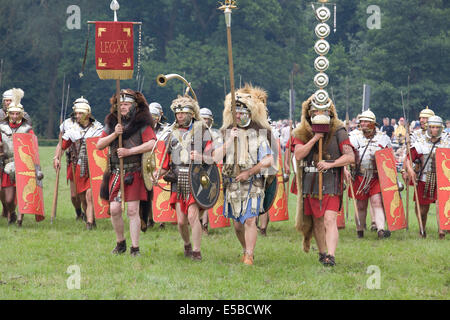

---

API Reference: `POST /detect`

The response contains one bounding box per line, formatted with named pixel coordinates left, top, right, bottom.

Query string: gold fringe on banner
left=96, top=70, right=134, bottom=80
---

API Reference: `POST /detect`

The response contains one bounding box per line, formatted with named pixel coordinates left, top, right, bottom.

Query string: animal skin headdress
left=293, top=94, right=343, bottom=145
left=221, top=83, right=271, bottom=131
left=170, top=94, right=201, bottom=121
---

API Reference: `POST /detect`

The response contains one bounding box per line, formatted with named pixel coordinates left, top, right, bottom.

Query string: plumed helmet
left=419, top=106, right=435, bottom=118
left=7, top=88, right=25, bottom=114
left=200, top=108, right=213, bottom=120
left=359, top=109, right=376, bottom=122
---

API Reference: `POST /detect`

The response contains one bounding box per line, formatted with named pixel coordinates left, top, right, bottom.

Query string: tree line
left=0, top=0, right=449, bottom=138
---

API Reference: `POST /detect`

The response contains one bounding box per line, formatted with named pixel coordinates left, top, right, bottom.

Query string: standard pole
left=116, top=79, right=125, bottom=212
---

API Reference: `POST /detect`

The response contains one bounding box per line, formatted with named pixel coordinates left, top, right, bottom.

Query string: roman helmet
left=72, top=96, right=91, bottom=125
left=2, top=89, right=13, bottom=109
left=419, top=106, right=435, bottom=119
left=200, top=107, right=214, bottom=128
left=358, top=109, right=376, bottom=132
left=426, top=115, right=444, bottom=138
left=149, top=102, right=162, bottom=124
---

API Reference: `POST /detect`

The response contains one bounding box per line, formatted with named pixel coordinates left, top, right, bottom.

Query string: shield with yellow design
left=375, top=148, right=407, bottom=231
left=268, top=140, right=289, bottom=222
left=86, top=137, right=110, bottom=219
left=207, top=163, right=230, bottom=229
left=152, top=140, right=177, bottom=223
left=13, top=133, right=44, bottom=221
left=435, top=148, right=450, bottom=230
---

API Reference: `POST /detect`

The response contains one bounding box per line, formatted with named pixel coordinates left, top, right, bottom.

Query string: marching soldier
left=53, top=97, right=88, bottom=221
left=141, top=102, right=168, bottom=230
left=156, top=95, right=213, bottom=261
left=402, top=115, right=450, bottom=239
left=198, top=107, right=220, bottom=235
left=213, top=85, right=275, bottom=265
left=410, top=106, right=435, bottom=144
left=0, top=88, right=35, bottom=226
left=56, top=97, right=104, bottom=230
left=97, top=89, right=156, bottom=256
left=346, top=110, right=392, bottom=239
left=293, top=95, right=355, bottom=266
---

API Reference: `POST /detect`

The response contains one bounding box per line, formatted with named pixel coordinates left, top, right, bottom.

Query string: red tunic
left=101, top=126, right=156, bottom=202
left=408, top=147, right=437, bottom=205
left=0, top=124, right=34, bottom=188
left=291, top=136, right=351, bottom=218
left=61, top=139, right=91, bottom=194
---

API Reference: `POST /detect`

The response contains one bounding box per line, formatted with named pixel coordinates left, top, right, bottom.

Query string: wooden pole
left=116, top=79, right=125, bottom=212
left=318, top=137, right=323, bottom=203
left=51, top=133, right=63, bottom=223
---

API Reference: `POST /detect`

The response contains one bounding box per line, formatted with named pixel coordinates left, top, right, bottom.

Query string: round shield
left=263, top=176, right=278, bottom=212
left=189, top=163, right=221, bottom=210
left=142, top=151, right=156, bottom=191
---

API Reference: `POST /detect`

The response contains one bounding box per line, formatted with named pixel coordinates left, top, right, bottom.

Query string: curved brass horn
left=156, top=73, right=198, bottom=102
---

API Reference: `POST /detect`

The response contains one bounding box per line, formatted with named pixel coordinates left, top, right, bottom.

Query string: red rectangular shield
left=86, top=137, right=110, bottom=219
left=95, top=21, right=134, bottom=80
left=375, top=148, right=407, bottom=231
left=207, top=164, right=230, bottom=229
left=435, top=148, right=450, bottom=230
left=152, top=141, right=177, bottom=223
left=13, top=133, right=44, bottom=220
left=268, top=140, right=289, bottom=222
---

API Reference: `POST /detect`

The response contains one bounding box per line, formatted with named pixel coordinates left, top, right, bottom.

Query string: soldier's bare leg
left=233, top=220, right=246, bottom=253
left=176, top=203, right=191, bottom=248
left=4, top=186, right=17, bottom=224
left=199, top=209, right=208, bottom=235
left=244, top=216, right=258, bottom=257
left=187, top=204, right=202, bottom=252
left=312, top=216, right=327, bottom=254
left=1, top=190, right=7, bottom=218
left=70, top=180, right=83, bottom=219
left=369, top=193, right=387, bottom=232
left=85, top=188, right=94, bottom=225
left=356, top=199, right=369, bottom=232
left=258, top=211, right=269, bottom=236
left=324, top=210, right=338, bottom=257
left=110, top=201, right=125, bottom=243
left=126, top=201, right=141, bottom=248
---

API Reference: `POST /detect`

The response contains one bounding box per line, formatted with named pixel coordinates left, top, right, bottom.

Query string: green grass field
left=0, top=147, right=448, bottom=300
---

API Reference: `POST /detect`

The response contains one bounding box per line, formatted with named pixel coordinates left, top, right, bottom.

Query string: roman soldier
left=410, top=106, right=435, bottom=144
left=213, top=84, right=275, bottom=266
left=198, top=107, right=220, bottom=235
left=56, top=97, right=104, bottom=229
left=141, top=102, right=168, bottom=230
left=97, top=89, right=156, bottom=257
left=403, top=115, right=450, bottom=239
left=0, top=88, right=34, bottom=226
left=346, top=109, right=392, bottom=239
left=1, top=89, right=32, bottom=124
left=157, top=95, right=212, bottom=261
left=53, top=97, right=89, bottom=221
left=293, top=94, right=355, bottom=266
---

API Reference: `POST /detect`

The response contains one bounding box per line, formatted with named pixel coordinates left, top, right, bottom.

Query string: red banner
left=13, top=133, right=44, bottom=221
left=152, top=141, right=177, bottom=223
left=95, top=21, right=134, bottom=79
left=207, top=164, right=230, bottom=229
left=436, top=148, right=450, bottom=231
left=86, top=137, right=110, bottom=219
left=375, top=148, right=407, bottom=231
left=268, top=140, right=289, bottom=222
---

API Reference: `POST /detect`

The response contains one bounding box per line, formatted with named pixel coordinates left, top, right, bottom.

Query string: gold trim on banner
left=96, top=70, right=133, bottom=80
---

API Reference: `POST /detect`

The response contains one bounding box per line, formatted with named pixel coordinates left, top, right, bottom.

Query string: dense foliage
left=1, top=0, right=449, bottom=137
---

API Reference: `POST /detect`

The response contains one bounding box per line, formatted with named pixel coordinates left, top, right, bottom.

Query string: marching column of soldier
left=0, top=84, right=449, bottom=267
